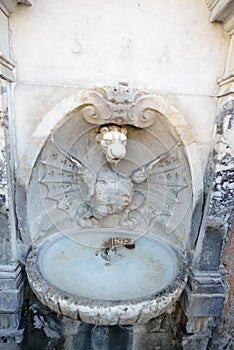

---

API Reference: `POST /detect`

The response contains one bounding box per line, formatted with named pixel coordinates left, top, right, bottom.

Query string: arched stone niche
left=26, top=84, right=203, bottom=251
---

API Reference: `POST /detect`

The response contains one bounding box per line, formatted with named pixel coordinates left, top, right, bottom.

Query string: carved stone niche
left=27, top=84, right=200, bottom=247
left=25, top=84, right=202, bottom=325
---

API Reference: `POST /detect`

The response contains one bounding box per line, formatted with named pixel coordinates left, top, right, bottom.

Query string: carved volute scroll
left=27, top=84, right=198, bottom=249
left=79, top=83, right=176, bottom=128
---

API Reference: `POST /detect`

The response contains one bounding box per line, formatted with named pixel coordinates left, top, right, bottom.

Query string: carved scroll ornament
left=79, top=83, right=168, bottom=128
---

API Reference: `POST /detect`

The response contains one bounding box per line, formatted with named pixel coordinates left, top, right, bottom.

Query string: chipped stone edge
left=26, top=234, right=188, bottom=325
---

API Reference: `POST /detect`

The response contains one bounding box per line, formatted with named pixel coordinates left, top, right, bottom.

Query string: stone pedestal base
left=0, top=264, right=24, bottom=343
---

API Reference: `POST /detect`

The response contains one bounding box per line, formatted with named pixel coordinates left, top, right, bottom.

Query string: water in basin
left=38, top=231, right=179, bottom=301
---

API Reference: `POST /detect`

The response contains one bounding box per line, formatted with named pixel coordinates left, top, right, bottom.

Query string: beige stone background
left=1, top=0, right=234, bottom=348
left=8, top=0, right=229, bottom=184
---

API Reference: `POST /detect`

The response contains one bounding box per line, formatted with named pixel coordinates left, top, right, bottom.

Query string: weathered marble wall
left=0, top=3, right=24, bottom=344
left=9, top=0, right=229, bottom=186
left=0, top=0, right=233, bottom=349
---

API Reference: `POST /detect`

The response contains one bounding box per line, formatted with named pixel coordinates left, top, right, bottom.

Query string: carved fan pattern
left=39, top=139, right=188, bottom=230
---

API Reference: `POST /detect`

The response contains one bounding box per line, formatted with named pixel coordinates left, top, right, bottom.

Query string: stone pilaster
left=182, top=99, right=234, bottom=349
left=183, top=4, right=234, bottom=347
left=0, top=5, right=25, bottom=344
left=182, top=95, right=234, bottom=349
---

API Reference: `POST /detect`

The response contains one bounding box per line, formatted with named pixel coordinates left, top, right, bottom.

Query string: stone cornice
left=206, top=0, right=234, bottom=34
left=0, top=0, right=32, bottom=15
left=217, top=71, right=234, bottom=96
left=217, top=35, right=234, bottom=96
left=0, top=54, right=15, bottom=82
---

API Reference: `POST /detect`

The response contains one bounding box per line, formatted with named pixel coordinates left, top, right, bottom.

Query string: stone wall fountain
left=0, top=0, right=233, bottom=347
left=25, top=83, right=202, bottom=335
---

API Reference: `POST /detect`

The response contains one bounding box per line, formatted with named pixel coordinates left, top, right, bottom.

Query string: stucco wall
left=9, top=0, right=229, bottom=185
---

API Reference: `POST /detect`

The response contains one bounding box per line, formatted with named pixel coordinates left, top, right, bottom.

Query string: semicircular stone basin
left=26, top=230, right=188, bottom=325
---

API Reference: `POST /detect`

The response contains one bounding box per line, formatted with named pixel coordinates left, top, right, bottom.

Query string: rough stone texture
left=0, top=81, right=12, bottom=264
left=20, top=288, right=147, bottom=349
left=0, top=8, right=24, bottom=343
left=132, top=304, right=184, bottom=350
left=0, top=79, right=24, bottom=343
left=181, top=97, right=234, bottom=349
left=208, top=99, right=234, bottom=232
left=207, top=221, right=234, bottom=350
left=19, top=291, right=64, bottom=350
left=18, top=288, right=185, bottom=350
left=194, top=98, right=234, bottom=272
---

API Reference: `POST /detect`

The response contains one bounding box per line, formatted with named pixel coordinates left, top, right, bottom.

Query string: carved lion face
left=96, top=125, right=127, bottom=164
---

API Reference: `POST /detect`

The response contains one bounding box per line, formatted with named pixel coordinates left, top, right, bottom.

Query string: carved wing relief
left=125, top=145, right=188, bottom=230
left=39, top=137, right=189, bottom=231
left=40, top=141, right=96, bottom=223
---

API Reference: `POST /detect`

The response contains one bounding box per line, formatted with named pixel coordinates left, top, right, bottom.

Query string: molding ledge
left=0, top=0, right=32, bottom=15
left=0, top=53, right=15, bottom=82
left=217, top=35, right=234, bottom=96
left=217, top=71, right=234, bottom=96
left=206, top=0, right=234, bottom=34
